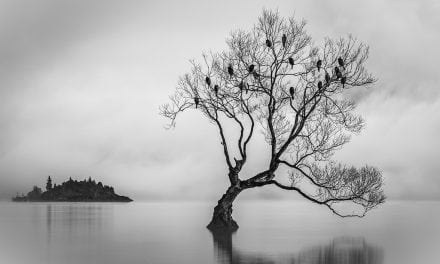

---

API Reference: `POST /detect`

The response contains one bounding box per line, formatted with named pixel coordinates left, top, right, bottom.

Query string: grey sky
left=0, top=0, right=439, bottom=201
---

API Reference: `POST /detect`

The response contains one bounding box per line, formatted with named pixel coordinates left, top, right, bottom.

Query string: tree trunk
left=207, top=184, right=242, bottom=231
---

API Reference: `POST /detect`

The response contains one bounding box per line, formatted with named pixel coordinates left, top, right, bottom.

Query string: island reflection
left=45, top=203, right=111, bottom=245
left=211, top=230, right=383, bottom=264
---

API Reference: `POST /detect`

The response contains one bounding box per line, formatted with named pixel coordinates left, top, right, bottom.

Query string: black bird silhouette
left=341, top=76, right=346, bottom=88
left=338, top=57, right=345, bottom=69
left=289, top=87, right=295, bottom=98
left=194, top=97, right=199, bottom=108
left=317, top=59, right=322, bottom=72
left=248, top=64, right=255, bottom=73
left=335, top=66, right=342, bottom=79
left=325, top=72, right=331, bottom=84
left=214, top=84, right=219, bottom=95
left=266, top=39, right=272, bottom=48
left=282, top=34, right=287, bottom=48
left=318, top=81, right=323, bottom=90
left=205, top=77, right=211, bottom=86
left=227, top=65, right=234, bottom=77
left=288, top=57, right=294, bottom=68
left=238, top=81, right=244, bottom=91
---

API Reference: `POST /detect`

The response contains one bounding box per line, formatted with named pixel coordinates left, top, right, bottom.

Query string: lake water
left=0, top=201, right=439, bottom=264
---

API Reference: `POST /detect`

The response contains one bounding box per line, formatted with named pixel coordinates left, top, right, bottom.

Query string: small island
left=12, top=176, right=132, bottom=202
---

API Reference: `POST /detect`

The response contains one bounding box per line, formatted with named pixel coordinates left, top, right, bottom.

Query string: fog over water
left=0, top=201, right=439, bottom=264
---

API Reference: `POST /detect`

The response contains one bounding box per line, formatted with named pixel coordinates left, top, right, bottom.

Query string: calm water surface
left=0, top=201, right=439, bottom=264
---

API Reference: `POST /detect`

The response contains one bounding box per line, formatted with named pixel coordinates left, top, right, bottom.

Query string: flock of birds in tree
left=193, top=34, right=347, bottom=108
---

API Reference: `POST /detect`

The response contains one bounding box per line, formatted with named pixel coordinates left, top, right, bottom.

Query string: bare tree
left=160, top=10, right=385, bottom=231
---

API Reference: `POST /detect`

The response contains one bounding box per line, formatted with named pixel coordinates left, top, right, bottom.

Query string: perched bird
left=266, top=39, right=272, bottom=48
left=316, top=59, right=322, bottom=72
left=341, top=76, right=346, bottom=88
left=248, top=64, right=255, bottom=73
left=325, top=72, right=331, bottom=85
left=318, top=81, right=323, bottom=90
left=238, top=81, right=244, bottom=91
left=194, top=97, right=199, bottom=108
left=282, top=34, right=287, bottom=48
left=288, top=57, right=294, bottom=68
left=338, top=57, right=345, bottom=69
left=335, top=66, right=342, bottom=79
left=289, top=87, right=295, bottom=98
left=205, top=77, right=211, bottom=86
left=214, top=84, right=219, bottom=95
left=227, top=64, right=234, bottom=77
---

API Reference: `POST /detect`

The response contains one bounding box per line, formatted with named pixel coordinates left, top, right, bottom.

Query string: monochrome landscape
left=1, top=1, right=439, bottom=263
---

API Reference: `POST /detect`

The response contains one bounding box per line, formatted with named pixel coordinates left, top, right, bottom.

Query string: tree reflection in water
left=211, top=231, right=383, bottom=264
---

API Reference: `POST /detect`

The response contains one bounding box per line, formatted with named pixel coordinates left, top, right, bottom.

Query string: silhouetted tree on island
left=27, top=186, right=42, bottom=200
left=161, top=10, right=385, bottom=231
left=46, top=176, right=53, bottom=191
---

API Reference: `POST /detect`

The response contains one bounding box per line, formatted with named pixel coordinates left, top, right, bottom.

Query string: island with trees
left=12, top=176, right=132, bottom=202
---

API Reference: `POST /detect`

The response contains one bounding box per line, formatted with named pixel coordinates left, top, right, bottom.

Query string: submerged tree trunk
left=207, top=184, right=242, bottom=231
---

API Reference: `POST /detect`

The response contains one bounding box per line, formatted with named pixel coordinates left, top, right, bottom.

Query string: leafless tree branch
left=160, top=9, right=385, bottom=217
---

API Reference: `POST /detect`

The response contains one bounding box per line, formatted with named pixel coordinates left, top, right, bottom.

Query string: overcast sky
left=0, top=0, right=439, bottom=201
